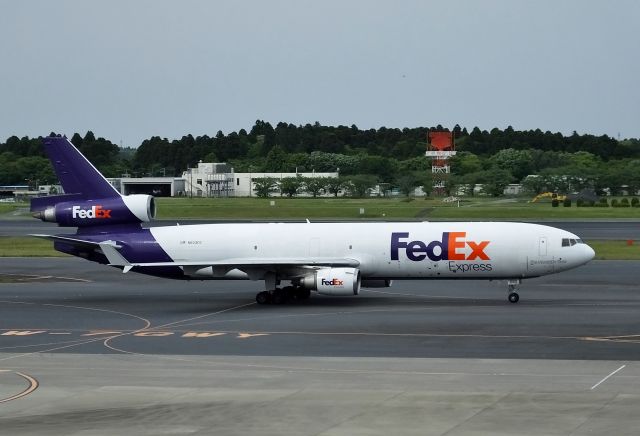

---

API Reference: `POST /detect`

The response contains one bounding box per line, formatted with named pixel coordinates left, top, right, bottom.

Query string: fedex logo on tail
left=72, top=205, right=112, bottom=219
left=391, top=232, right=490, bottom=261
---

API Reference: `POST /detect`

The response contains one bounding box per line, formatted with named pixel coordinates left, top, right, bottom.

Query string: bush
left=594, top=198, right=609, bottom=207
left=576, top=198, right=584, bottom=207
left=632, top=197, right=640, bottom=207
left=551, top=199, right=559, bottom=207
left=563, top=198, right=571, bottom=207
left=619, top=198, right=630, bottom=207
left=611, top=199, right=619, bottom=207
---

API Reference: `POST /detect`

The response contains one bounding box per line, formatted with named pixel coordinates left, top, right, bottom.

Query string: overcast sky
left=1, top=0, right=638, bottom=147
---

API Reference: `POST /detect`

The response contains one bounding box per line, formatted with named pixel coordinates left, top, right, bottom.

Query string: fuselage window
left=562, top=238, right=570, bottom=247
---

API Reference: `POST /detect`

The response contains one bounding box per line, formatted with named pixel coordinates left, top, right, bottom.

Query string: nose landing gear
left=507, top=279, right=521, bottom=303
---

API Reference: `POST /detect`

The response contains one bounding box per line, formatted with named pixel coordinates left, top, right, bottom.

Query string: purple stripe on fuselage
left=58, top=227, right=185, bottom=279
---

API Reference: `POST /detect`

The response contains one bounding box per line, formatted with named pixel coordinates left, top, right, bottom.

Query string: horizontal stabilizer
left=30, top=234, right=102, bottom=249
left=30, top=234, right=132, bottom=272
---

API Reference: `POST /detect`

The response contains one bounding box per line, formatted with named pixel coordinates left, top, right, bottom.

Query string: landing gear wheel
left=295, top=288, right=311, bottom=300
left=256, top=291, right=271, bottom=305
left=271, top=289, right=287, bottom=305
left=508, top=292, right=520, bottom=303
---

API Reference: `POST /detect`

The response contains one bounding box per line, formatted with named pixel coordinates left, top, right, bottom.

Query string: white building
left=107, top=177, right=185, bottom=197
left=182, top=161, right=235, bottom=197
left=181, top=160, right=339, bottom=197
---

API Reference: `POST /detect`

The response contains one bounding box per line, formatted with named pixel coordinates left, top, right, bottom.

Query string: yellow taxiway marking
left=0, top=371, right=39, bottom=403
left=237, top=333, right=269, bottom=339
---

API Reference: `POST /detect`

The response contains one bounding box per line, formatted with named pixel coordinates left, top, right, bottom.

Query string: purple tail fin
left=43, top=136, right=119, bottom=199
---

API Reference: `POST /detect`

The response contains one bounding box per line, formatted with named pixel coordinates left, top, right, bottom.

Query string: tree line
left=1, top=122, right=639, bottom=196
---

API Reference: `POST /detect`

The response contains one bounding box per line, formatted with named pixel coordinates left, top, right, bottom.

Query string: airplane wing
left=31, top=234, right=359, bottom=273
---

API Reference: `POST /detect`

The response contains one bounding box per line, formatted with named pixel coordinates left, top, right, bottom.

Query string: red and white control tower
left=425, top=131, right=456, bottom=196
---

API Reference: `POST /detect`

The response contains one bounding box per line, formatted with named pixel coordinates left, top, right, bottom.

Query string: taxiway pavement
left=1, top=257, right=639, bottom=435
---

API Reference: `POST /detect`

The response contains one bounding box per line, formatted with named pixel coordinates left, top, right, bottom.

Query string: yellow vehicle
left=530, top=192, right=566, bottom=203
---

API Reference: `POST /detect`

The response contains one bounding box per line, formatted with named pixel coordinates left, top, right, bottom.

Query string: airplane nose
left=583, top=244, right=595, bottom=263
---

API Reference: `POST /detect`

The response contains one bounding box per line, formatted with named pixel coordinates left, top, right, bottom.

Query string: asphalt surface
left=1, top=257, right=639, bottom=435
left=1, top=218, right=639, bottom=240
left=1, top=258, right=639, bottom=359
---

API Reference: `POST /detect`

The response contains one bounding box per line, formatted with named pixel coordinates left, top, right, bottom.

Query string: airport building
left=107, top=177, right=186, bottom=197
left=102, top=161, right=339, bottom=198
left=182, top=161, right=338, bottom=197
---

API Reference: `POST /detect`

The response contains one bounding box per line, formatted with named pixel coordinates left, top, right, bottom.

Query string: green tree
left=324, top=176, right=347, bottom=197
left=252, top=177, right=277, bottom=198
left=263, top=145, right=288, bottom=172
left=395, top=171, right=423, bottom=197
left=346, top=175, right=377, bottom=197
left=521, top=175, right=547, bottom=195
left=279, top=176, right=303, bottom=197
left=421, top=172, right=433, bottom=197
left=490, top=148, right=533, bottom=181
left=303, top=177, right=327, bottom=197
left=481, top=169, right=514, bottom=197
left=451, top=151, right=483, bottom=175
left=356, top=155, right=398, bottom=183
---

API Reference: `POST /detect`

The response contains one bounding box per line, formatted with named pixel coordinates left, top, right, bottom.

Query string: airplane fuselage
left=62, top=221, right=593, bottom=281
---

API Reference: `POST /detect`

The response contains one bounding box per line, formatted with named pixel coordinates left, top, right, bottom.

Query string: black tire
left=256, top=291, right=271, bottom=305
left=508, top=292, right=520, bottom=303
left=282, top=286, right=295, bottom=300
left=295, top=288, right=311, bottom=300
left=271, top=289, right=287, bottom=305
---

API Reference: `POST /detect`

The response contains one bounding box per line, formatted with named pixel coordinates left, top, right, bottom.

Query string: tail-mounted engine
left=34, top=194, right=156, bottom=227
left=300, top=267, right=361, bottom=296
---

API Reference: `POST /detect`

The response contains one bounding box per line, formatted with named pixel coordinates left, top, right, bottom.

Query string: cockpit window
left=562, top=238, right=584, bottom=247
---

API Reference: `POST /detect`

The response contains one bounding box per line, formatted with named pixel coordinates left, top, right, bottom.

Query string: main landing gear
left=507, top=279, right=521, bottom=303
left=256, top=286, right=311, bottom=305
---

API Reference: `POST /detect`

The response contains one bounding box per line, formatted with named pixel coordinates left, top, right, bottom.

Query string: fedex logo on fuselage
left=321, top=278, right=344, bottom=286
left=391, top=232, right=490, bottom=261
left=72, top=205, right=112, bottom=219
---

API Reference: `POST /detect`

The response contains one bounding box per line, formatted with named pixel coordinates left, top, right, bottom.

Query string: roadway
left=0, top=257, right=639, bottom=434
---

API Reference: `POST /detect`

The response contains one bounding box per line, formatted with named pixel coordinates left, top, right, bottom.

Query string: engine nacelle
left=36, top=195, right=156, bottom=227
left=300, top=267, right=361, bottom=296
left=361, top=279, right=393, bottom=288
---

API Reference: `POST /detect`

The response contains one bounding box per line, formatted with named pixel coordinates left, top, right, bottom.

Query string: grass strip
left=153, top=197, right=640, bottom=220
left=0, top=236, right=66, bottom=257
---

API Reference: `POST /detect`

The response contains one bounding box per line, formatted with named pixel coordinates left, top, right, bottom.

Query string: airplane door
left=539, top=237, right=548, bottom=256
left=528, top=236, right=554, bottom=275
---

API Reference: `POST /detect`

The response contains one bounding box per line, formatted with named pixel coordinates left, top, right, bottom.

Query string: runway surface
left=1, top=257, right=639, bottom=435
left=1, top=217, right=639, bottom=240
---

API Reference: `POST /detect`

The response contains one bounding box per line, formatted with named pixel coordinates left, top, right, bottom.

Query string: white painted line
left=591, top=364, right=626, bottom=390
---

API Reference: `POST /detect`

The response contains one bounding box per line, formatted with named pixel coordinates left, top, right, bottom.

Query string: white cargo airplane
left=31, top=136, right=595, bottom=304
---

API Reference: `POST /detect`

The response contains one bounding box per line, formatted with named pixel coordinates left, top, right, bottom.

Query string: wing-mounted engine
left=34, top=194, right=156, bottom=227
left=300, top=267, right=361, bottom=296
